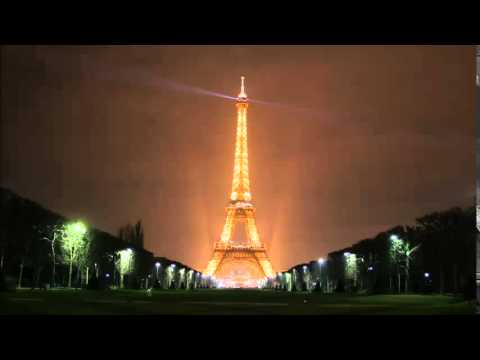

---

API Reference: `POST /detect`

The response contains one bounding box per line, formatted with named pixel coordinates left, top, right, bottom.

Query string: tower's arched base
left=204, top=246, right=274, bottom=288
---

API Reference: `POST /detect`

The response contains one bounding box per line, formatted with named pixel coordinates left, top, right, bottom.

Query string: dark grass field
left=0, top=289, right=475, bottom=315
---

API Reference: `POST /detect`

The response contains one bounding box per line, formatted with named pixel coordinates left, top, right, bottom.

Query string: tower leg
left=220, top=208, right=236, bottom=244
left=246, top=211, right=261, bottom=247
left=204, top=249, right=226, bottom=277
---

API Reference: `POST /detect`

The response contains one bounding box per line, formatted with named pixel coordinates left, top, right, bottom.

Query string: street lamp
left=316, top=258, right=326, bottom=292
left=423, top=272, right=431, bottom=293
left=343, top=252, right=358, bottom=289
left=155, top=262, right=161, bottom=284
left=71, top=221, right=87, bottom=237
left=389, top=234, right=403, bottom=293
left=390, top=234, right=420, bottom=294
left=390, top=234, right=400, bottom=242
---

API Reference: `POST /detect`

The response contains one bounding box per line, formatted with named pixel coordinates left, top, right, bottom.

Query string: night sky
left=1, top=45, right=476, bottom=271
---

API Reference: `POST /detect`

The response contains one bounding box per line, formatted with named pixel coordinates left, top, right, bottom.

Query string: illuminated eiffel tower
left=204, top=77, right=275, bottom=288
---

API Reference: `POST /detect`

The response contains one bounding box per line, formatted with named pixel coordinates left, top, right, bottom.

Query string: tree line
left=0, top=187, right=211, bottom=291
left=272, top=206, right=476, bottom=299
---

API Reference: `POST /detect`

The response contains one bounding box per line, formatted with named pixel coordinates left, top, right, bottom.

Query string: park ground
left=0, top=289, right=476, bottom=315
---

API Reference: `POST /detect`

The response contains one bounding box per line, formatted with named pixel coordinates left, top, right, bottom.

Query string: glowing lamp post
left=71, top=221, right=87, bottom=237
left=424, top=272, right=432, bottom=293
left=317, top=258, right=326, bottom=292
left=179, top=268, right=186, bottom=289
left=344, top=252, right=358, bottom=290
left=389, top=234, right=420, bottom=293
left=155, top=262, right=161, bottom=285
left=117, top=248, right=134, bottom=289
left=64, top=220, right=87, bottom=288
left=390, top=234, right=400, bottom=242
left=167, top=264, right=176, bottom=289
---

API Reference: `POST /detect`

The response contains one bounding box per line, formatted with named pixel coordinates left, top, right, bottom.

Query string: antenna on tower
left=239, top=76, right=247, bottom=98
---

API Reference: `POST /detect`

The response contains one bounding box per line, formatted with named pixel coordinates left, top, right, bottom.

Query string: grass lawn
left=0, top=289, right=475, bottom=315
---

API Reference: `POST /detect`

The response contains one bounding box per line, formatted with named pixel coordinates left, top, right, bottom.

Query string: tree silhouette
left=118, top=220, right=144, bottom=249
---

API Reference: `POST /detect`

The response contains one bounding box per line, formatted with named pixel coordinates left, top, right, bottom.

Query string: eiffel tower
left=204, top=77, right=275, bottom=288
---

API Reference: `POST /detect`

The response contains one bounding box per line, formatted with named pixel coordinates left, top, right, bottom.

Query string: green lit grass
left=0, top=289, right=475, bottom=315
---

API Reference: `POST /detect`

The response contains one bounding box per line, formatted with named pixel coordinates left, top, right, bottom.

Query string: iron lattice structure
left=204, top=77, right=275, bottom=287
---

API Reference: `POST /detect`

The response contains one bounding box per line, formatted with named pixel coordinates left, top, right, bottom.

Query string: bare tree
left=36, top=224, right=64, bottom=287
left=118, top=220, right=144, bottom=249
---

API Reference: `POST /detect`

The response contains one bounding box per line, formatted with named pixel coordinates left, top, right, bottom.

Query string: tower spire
left=238, top=76, right=247, bottom=99
left=231, top=76, right=251, bottom=203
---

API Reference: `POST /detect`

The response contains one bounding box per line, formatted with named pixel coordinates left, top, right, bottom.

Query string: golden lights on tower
left=203, top=77, right=275, bottom=286
left=231, top=76, right=251, bottom=203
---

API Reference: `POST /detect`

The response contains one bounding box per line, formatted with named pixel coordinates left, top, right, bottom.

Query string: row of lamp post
left=269, top=233, right=429, bottom=294
left=151, top=261, right=214, bottom=290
